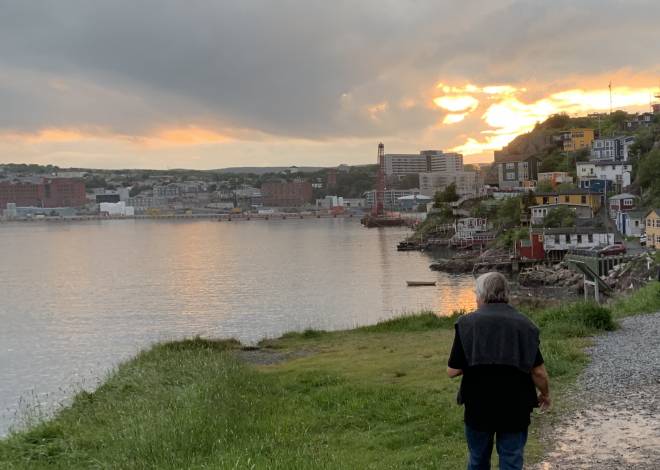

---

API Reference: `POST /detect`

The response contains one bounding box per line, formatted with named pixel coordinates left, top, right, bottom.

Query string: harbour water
left=0, top=218, right=477, bottom=434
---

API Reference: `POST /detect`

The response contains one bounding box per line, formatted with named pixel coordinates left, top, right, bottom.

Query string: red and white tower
left=372, top=142, right=385, bottom=216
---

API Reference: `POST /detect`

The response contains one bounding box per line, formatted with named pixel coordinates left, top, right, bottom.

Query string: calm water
left=0, top=218, right=476, bottom=434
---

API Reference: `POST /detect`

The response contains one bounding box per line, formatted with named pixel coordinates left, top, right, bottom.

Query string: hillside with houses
left=403, top=106, right=660, bottom=299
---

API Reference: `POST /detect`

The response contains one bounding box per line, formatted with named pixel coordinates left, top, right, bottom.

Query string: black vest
left=456, top=303, right=540, bottom=373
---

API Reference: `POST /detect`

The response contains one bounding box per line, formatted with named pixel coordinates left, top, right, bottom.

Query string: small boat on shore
left=406, top=281, right=437, bottom=287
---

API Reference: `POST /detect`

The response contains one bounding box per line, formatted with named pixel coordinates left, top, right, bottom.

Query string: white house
left=454, top=217, right=488, bottom=239
left=100, top=201, right=135, bottom=216
left=616, top=210, right=645, bottom=237
left=316, top=195, right=344, bottom=209
left=540, top=228, right=614, bottom=252
left=577, top=161, right=632, bottom=190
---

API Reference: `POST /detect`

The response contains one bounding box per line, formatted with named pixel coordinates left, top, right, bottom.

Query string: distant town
left=1, top=105, right=660, bottom=261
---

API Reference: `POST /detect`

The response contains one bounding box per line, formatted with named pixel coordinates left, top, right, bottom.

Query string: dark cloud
left=0, top=0, right=658, bottom=139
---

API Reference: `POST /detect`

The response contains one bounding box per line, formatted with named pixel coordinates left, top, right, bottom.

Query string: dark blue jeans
left=465, top=425, right=528, bottom=470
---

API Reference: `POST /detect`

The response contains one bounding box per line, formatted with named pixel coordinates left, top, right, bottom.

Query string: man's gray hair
left=475, top=272, right=510, bottom=304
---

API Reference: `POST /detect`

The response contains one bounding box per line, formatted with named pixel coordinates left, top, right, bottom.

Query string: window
left=543, top=197, right=548, bottom=204
left=588, top=234, right=593, bottom=243
left=554, top=234, right=560, bottom=244
left=581, top=196, right=587, bottom=204
left=623, top=199, right=633, bottom=206
left=577, top=234, right=582, bottom=243
left=564, top=196, right=570, bottom=203
left=565, top=234, right=571, bottom=243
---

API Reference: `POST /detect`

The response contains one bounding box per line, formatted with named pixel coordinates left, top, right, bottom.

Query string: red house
left=516, top=233, right=545, bottom=260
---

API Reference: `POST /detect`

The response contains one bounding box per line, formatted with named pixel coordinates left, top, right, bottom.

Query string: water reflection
left=0, top=218, right=476, bottom=434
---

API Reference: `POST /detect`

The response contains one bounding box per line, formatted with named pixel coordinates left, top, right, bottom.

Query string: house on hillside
left=532, top=189, right=602, bottom=214
left=645, top=209, right=660, bottom=248
left=556, top=128, right=595, bottom=152
left=538, top=172, right=573, bottom=188
left=608, top=193, right=638, bottom=219
left=616, top=210, right=645, bottom=237
left=577, top=161, right=632, bottom=192
left=624, top=112, right=654, bottom=130
left=495, top=154, right=539, bottom=190
left=591, top=136, right=635, bottom=161
left=529, top=203, right=593, bottom=225
left=516, top=229, right=614, bottom=261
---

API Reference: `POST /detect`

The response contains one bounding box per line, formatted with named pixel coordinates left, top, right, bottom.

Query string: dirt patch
left=535, top=313, right=660, bottom=469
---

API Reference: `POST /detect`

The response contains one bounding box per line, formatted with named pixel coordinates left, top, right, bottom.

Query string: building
left=529, top=204, right=594, bottom=225
left=624, top=112, right=654, bottom=130
left=418, top=170, right=482, bottom=197
left=608, top=193, right=637, bottom=219
left=261, top=180, right=313, bottom=207
left=577, top=161, right=632, bottom=192
left=591, top=136, right=635, bottom=161
left=364, top=189, right=420, bottom=210
left=99, top=201, right=135, bottom=217
left=383, top=150, right=463, bottom=177
left=517, top=229, right=614, bottom=260
left=495, top=155, right=539, bottom=189
left=153, top=184, right=181, bottom=198
left=0, top=178, right=86, bottom=208
left=454, top=218, right=488, bottom=239
left=559, top=128, right=595, bottom=152
left=616, top=210, right=645, bottom=237
left=540, top=228, right=614, bottom=253
left=342, top=198, right=367, bottom=209
left=316, top=195, right=344, bottom=209
left=91, top=187, right=131, bottom=203
left=2, top=205, right=77, bottom=219
left=397, top=194, right=432, bottom=211
left=645, top=209, right=660, bottom=248
left=128, top=195, right=167, bottom=212
left=577, top=178, right=613, bottom=194
left=532, top=189, right=602, bottom=213
left=538, top=172, right=573, bottom=188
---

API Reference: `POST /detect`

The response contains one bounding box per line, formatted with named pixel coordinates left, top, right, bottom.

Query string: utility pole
left=609, top=81, right=613, bottom=115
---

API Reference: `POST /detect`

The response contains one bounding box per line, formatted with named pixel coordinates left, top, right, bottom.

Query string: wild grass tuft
left=359, top=310, right=464, bottom=333
left=611, top=281, right=660, bottom=318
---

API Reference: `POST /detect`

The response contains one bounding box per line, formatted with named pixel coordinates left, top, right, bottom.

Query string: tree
left=638, top=149, right=660, bottom=206
left=543, top=206, right=576, bottom=228
left=536, top=181, right=554, bottom=193
left=434, top=183, right=459, bottom=206
left=494, top=196, right=522, bottom=228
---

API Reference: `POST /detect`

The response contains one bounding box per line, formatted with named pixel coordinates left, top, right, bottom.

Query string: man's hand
left=447, top=367, right=463, bottom=378
left=538, top=393, right=551, bottom=411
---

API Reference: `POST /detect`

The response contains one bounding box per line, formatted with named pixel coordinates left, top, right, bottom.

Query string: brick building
left=261, top=180, right=313, bottom=207
left=0, top=178, right=87, bottom=208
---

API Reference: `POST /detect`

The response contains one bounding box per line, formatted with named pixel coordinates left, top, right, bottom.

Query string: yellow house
left=646, top=209, right=660, bottom=249
left=532, top=190, right=601, bottom=213
left=563, top=128, right=595, bottom=152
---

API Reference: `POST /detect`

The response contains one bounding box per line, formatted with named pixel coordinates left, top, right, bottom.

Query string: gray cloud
left=0, top=0, right=659, bottom=140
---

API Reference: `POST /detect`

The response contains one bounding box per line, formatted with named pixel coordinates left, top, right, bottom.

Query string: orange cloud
left=433, top=95, right=479, bottom=113
left=148, top=126, right=232, bottom=146
left=432, top=79, right=659, bottom=158
left=0, top=128, right=89, bottom=143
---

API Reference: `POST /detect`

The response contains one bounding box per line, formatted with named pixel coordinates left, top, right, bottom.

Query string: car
left=640, top=234, right=647, bottom=246
left=599, top=244, right=627, bottom=257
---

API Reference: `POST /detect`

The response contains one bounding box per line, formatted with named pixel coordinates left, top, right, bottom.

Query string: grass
left=2, top=289, right=656, bottom=469
left=611, top=281, right=660, bottom=318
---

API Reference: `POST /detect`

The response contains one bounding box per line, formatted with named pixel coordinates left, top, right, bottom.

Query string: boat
left=406, top=281, right=437, bottom=287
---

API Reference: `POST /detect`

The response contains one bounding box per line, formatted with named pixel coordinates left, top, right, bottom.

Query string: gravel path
left=536, top=312, right=660, bottom=469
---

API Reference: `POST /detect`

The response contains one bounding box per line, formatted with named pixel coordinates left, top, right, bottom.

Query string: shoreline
left=3, top=284, right=658, bottom=468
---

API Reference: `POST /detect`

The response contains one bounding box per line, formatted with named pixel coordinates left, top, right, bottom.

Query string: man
left=447, top=272, right=550, bottom=470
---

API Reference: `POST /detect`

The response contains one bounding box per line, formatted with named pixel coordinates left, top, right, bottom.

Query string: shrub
left=534, top=302, right=615, bottom=337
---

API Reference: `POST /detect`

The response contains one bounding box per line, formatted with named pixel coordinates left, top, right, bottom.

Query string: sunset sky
left=1, top=0, right=659, bottom=169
